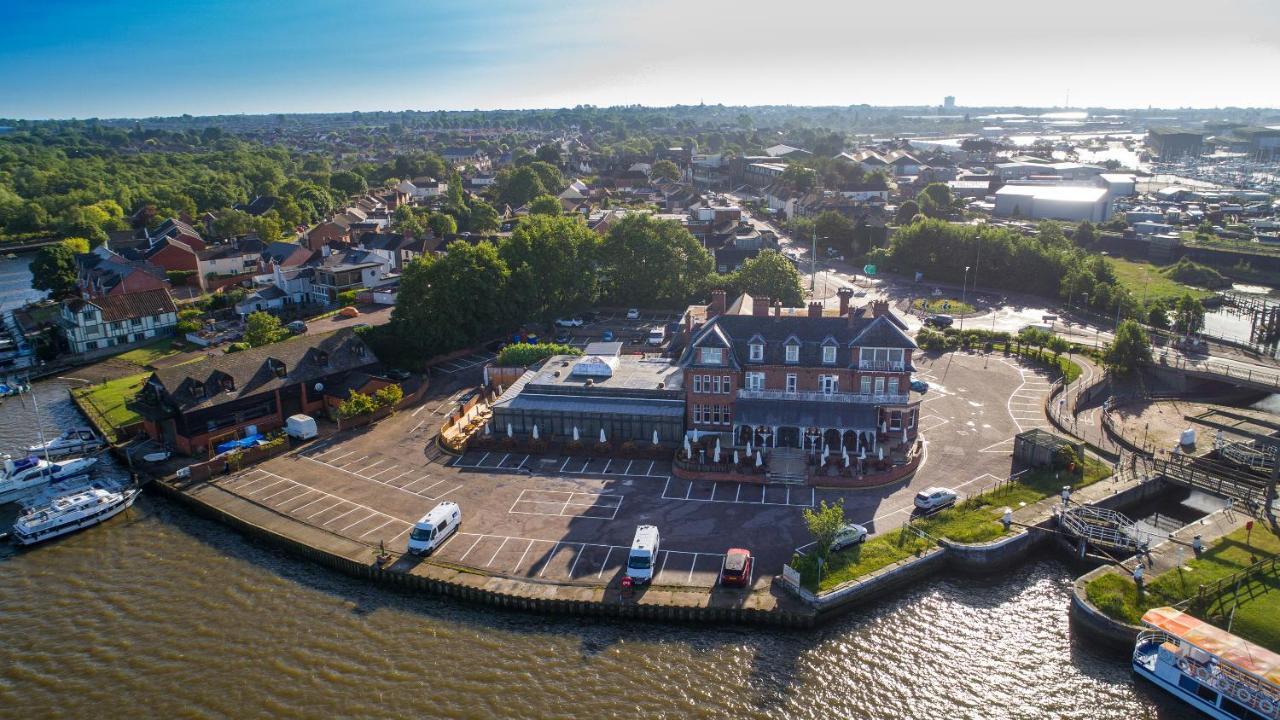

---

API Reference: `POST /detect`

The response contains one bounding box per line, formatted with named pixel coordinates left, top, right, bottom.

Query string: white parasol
left=692, top=428, right=700, bottom=442
left=878, top=446, right=884, bottom=461
left=652, top=429, right=660, bottom=446
left=599, top=428, right=607, bottom=444
left=572, top=426, right=580, bottom=442
left=683, top=436, right=692, bottom=457
left=755, top=450, right=763, bottom=467
left=713, top=445, right=720, bottom=464
left=506, top=423, right=513, bottom=438
left=531, top=424, right=539, bottom=440
left=733, top=450, right=739, bottom=465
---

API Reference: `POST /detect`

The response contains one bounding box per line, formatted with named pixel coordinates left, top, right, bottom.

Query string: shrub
left=225, top=341, right=250, bottom=353
left=1053, top=444, right=1079, bottom=470
left=373, top=384, right=404, bottom=408
left=337, top=289, right=360, bottom=306
left=338, top=390, right=378, bottom=419
left=495, top=342, right=582, bottom=367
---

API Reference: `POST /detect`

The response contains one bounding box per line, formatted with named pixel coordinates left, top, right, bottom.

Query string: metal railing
left=1059, top=504, right=1151, bottom=554
left=737, top=389, right=909, bottom=405
left=857, top=361, right=906, bottom=372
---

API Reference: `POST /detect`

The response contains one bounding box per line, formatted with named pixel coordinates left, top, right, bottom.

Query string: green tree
left=802, top=499, right=846, bottom=563
left=331, top=170, right=368, bottom=198
left=814, top=211, right=856, bottom=255
left=650, top=159, right=681, bottom=182
left=499, top=215, right=600, bottom=320
left=894, top=200, right=919, bottom=225
left=534, top=144, right=562, bottom=165
left=496, top=166, right=546, bottom=208
left=1104, top=320, right=1152, bottom=374
left=915, top=183, right=954, bottom=219
left=1146, top=300, right=1170, bottom=330
left=1046, top=334, right=1070, bottom=362
left=244, top=311, right=288, bottom=347
left=780, top=164, right=817, bottom=193
left=427, top=212, right=457, bottom=237
left=338, top=390, right=378, bottom=419
left=337, top=289, right=360, bottom=306
left=1073, top=221, right=1098, bottom=247
left=30, top=243, right=78, bottom=297
left=527, top=194, right=563, bottom=216
left=373, top=383, right=404, bottom=409
left=728, top=250, right=804, bottom=307
left=599, top=214, right=713, bottom=307
left=1172, top=294, right=1206, bottom=334
left=60, top=237, right=90, bottom=254
left=468, top=200, right=500, bottom=233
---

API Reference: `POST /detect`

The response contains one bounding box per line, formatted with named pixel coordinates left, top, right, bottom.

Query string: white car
left=830, top=523, right=869, bottom=552
left=914, top=486, right=958, bottom=512
left=626, top=308, right=641, bottom=320
left=554, top=317, right=583, bottom=327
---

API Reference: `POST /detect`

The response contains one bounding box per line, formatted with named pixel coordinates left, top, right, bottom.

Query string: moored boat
left=1133, top=606, right=1280, bottom=720
left=0, top=454, right=98, bottom=504
left=26, top=427, right=105, bottom=458
left=11, top=485, right=140, bottom=546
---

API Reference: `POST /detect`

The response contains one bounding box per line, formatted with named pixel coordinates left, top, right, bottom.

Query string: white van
left=626, top=525, right=660, bottom=584
left=407, top=501, right=461, bottom=555
left=647, top=325, right=666, bottom=346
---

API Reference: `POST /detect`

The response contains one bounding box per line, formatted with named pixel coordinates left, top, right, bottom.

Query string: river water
left=0, top=258, right=1196, bottom=719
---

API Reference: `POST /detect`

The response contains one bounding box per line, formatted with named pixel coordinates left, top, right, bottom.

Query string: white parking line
left=355, top=459, right=389, bottom=474
left=538, top=543, right=560, bottom=577
left=246, top=478, right=289, bottom=496
left=307, top=501, right=345, bottom=519
left=340, top=513, right=377, bottom=532
left=359, top=519, right=395, bottom=538
left=597, top=547, right=614, bottom=578
left=457, top=535, right=485, bottom=562
left=646, top=461, right=655, bottom=475
left=323, top=507, right=362, bottom=526
left=515, top=539, right=536, bottom=573
left=367, top=464, right=400, bottom=478
left=487, top=537, right=510, bottom=566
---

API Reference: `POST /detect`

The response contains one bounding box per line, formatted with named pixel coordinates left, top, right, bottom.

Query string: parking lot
left=205, top=350, right=1055, bottom=591
left=431, top=351, right=497, bottom=376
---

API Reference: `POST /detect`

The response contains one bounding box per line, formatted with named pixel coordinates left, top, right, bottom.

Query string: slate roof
left=150, top=329, right=377, bottom=412
left=682, top=311, right=915, bottom=369
left=67, top=288, right=176, bottom=322
left=263, top=241, right=314, bottom=266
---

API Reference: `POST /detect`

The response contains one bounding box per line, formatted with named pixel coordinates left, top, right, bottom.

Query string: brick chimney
left=773, top=300, right=782, bottom=317
left=807, top=301, right=823, bottom=318
left=709, top=289, right=726, bottom=318
left=753, top=296, right=771, bottom=317
left=838, top=287, right=854, bottom=316
left=871, top=300, right=890, bottom=318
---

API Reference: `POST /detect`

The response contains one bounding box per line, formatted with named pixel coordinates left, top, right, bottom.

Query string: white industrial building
left=993, top=185, right=1110, bottom=222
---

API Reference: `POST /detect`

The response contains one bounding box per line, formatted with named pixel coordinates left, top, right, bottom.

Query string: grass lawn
left=913, top=297, right=975, bottom=314
left=1107, top=257, right=1215, bottom=304
left=116, top=338, right=183, bottom=367
left=1085, top=525, right=1280, bottom=652
left=799, top=457, right=1112, bottom=591
left=72, top=372, right=149, bottom=439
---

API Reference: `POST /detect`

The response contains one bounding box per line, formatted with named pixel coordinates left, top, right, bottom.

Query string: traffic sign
left=863, top=264, right=877, bottom=276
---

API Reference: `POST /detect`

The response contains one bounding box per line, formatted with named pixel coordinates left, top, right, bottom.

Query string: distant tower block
left=943, top=95, right=955, bottom=110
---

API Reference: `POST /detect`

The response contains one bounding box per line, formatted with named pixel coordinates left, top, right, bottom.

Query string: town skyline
left=4, top=0, right=1279, bottom=119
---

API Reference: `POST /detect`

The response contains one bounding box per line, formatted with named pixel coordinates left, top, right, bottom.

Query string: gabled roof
left=263, top=241, right=313, bottom=267
left=67, top=288, right=176, bottom=322
left=681, top=305, right=915, bottom=369
left=150, top=329, right=377, bottom=412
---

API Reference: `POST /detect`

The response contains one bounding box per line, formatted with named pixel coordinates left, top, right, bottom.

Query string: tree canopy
left=30, top=243, right=78, bottom=297
left=599, top=214, right=713, bottom=307
left=722, top=249, right=804, bottom=307
left=1104, top=320, right=1153, bottom=374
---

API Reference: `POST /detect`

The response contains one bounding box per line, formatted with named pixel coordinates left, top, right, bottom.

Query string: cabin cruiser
left=10, top=485, right=139, bottom=546
left=1133, top=606, right=1280, bottom=720
left=26, top=427, right=104, bottom=458
left=0, top=454, right=98, bottom=505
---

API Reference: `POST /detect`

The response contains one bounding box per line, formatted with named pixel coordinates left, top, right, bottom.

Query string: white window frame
left=722, top=375, right=732, bottom=393
left=785, top=344, right=799, bottom=363
left=888, top=378, right=899, bottom=396
left=820, top=375, right=838, bottom=394
left=785, top=374, right=797, bottom=393
left=874, top=377, right=885, bottom=395
left=700, top=347, right=723, bottom=364
left=746, top=372, right=764, bottom=391
left=749, top=343, right=763, bottom=362
left=693, top=375, right=702, bottom=393
left=822, top=345, right=836, bottom=364
left=712, top=376, right=722, bottom=394
left=860, top=376, right=872, bottom=394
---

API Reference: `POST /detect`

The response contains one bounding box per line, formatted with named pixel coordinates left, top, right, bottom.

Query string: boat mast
left=27, top=373, right=53, bottom=466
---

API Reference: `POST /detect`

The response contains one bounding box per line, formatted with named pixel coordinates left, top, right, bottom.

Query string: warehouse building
left=993, top=185, right=1110, bottom=222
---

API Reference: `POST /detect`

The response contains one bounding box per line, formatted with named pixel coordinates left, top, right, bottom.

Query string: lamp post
left=960, top=265, right=971, bottom=331
left=811, top=227, right=817, bottom=292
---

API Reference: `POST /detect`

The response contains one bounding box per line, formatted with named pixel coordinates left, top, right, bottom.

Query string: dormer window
left=700, top=347, right=723, bottom=365
left=822, top=345, right=837, bottom=364
left=189, top=380, right=206, bottom=398
left=784, top=343, right=799, bottom=364
left=749, top=343, right=763, bottom=362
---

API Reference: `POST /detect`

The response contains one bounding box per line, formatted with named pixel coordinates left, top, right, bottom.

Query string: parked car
left=286, top=320, right=308, bottom=334
left=407, top=502, right=461, bottom=556
left=554, top=317, right=583, bottom=327
left=910, top=379, right=929, bottom=393
left=720, top=547, right=753, bottom=587
left=626, top=308, right=641, bottom=320
left=338, top=306, right=360, bottom=318
left=386, top=369, right=411, bottom=381
left=914, top=487, right=958, bottom=512
left=601, top=329, right=615, bottom=342
left=925, top=314, right=954, bottom=328
left=830, top=523, right=869, bottom=552
left=554, top=331, right=572, bottom=343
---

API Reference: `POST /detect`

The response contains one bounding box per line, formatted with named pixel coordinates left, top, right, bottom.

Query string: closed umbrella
left=599, top=428, right=607, bottom=444
left=506, top=423, right=513, bottom=438
left=881, top=421, right=887, bottom=434
left=842, top=447, right=849, bottom=464
left=652, top=429, right=660, bottom=446
left=733, top=450, right=739, bottom=465
left=746, top=440, right=753, bottom=455
left=903, top=427, right=908, bottom=444
left=859, top=447, right=866, bottom=460
left=484, top=422, right=491, bottom=436
left=531, top=424, right=539, bottom=440
left=692, top=428, right=700, bottom=443
left=714, top=437, right=721, bottom=456
left=878, top=446, right=884, bottom=461
left=713, top=445, right=720, bottom=464
left=683, top=436, right=692, bottom=458
left=572, top=426, right=580, bottom=442
left=755, top=450, right=763, bottom=468
left=843, top=452, right=850, bottom=468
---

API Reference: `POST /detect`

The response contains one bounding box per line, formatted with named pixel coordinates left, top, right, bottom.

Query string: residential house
left=409, top=176, right=448, bottom=199
left=235, top=265, right=314, bottom=316
left=678, top=289, right=920, bottom=453
left=197, top=237, right=264, bottom=291
left=764, top=144, right=812, bottom=159
left=309, top=249, right=392, bottom=304
left=262, top=241, right=314, bottom=268
left=235, top=196, right=278, bottom=216
left=357, top=232, right=430, bottom=271
left=150, top=217, right=206, bottom=250
left=441, top=146, right=490, bottom=169
left=304, top=220, right=350, bottom=252
left=75, top=246, right=168, bottom=298
left=138, top=329, right=380, bottom=455
left=60, top=288, right=177, bottom=354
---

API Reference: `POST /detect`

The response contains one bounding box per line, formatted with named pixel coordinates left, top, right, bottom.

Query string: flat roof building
left=993, top=185, right=1110, bottom=222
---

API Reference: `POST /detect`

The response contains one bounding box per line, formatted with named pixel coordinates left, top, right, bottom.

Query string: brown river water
left=0, top=249, right=1194, bottom=719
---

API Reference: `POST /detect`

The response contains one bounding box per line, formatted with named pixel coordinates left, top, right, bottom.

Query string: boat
left=26, top=427, right=105, bottom=458
left=0, top=454, right=98, bottom=504
left=0, top=380, right=29, bottom=397
left=10, top=485, right=140, bottom=546
left=1133, top=606, right=1280, bottom=720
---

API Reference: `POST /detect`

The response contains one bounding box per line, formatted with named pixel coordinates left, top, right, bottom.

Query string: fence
left=1195, top=555, right=1280, bottom=619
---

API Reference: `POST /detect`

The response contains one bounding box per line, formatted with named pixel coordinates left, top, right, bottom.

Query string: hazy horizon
left=3, top=0, right=1278, bottom=120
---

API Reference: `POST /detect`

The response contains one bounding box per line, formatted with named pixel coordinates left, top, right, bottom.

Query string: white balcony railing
left=858, top=361, right=906, bottom=372
left=737, top=389, right=909, bottom=405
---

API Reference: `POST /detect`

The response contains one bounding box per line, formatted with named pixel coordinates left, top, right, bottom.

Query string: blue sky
left=2, top=0, right=1278, bottom=119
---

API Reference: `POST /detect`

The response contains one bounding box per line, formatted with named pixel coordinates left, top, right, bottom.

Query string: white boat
left=26, top=427, right=105, bottom=458
left=0, top=454, right=98, bottom=505
left=1133, top=606, right=1280, bottom=720
left=11, top=485, right=140, bottom=546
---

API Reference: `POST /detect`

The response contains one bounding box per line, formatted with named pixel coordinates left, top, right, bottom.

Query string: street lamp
left=960, top=265, right=971, bottom=331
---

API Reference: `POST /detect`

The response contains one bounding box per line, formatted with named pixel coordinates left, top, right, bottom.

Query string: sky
left=2, top=0, right=1278, bottom=119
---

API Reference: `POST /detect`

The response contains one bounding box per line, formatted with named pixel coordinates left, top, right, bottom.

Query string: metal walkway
left=1059, top=504, right=1154, bottom=555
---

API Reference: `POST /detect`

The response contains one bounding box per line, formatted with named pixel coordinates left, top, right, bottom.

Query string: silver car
left=831, top=523, right=869, bottom=552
